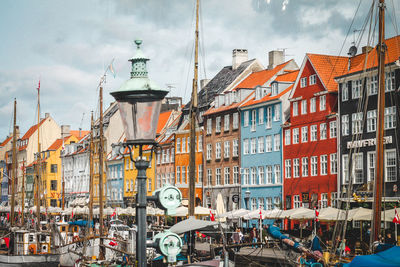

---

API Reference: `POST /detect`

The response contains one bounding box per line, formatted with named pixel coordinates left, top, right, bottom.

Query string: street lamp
left=110, top=40, right=168, bottom=267
left=244, top=189, right=251, bottom=210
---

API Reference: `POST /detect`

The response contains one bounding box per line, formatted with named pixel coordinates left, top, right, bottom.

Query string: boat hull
left=0, top=253, right=60, bottom=267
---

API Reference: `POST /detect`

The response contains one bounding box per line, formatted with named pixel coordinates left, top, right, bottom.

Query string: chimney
left=232, top=49, right=248, bottom=70
left=362, top=46, right=373, bottom=54
left=268, top=50, right=284, bottom=70
left=200, top=79, right=210, bottom=89
left=45, top=113, right=50, bottom=119
left=61, top=125, right=71, bottom=139
left=79, top=128, right=81, bottom=138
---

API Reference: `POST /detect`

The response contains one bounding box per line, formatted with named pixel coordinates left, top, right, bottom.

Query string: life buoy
left=28, top=244, right=37, bottom=254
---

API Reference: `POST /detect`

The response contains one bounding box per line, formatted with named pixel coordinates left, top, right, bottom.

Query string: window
left=224, top=141, right=230, bottom=158
left=251, top=138, right=257, bottom=154
left=171, top=148, right=175, bottom=162
left=233, top=166, right=239, bottom=184
left=259, top=166, right=265, bottom=184
left=331, top=192, right=338, bottom=208
left=293, top=101, right=298, bottom=116
left=384, top=106, right=396, bottom=129
left=206, top=119, right=212, bottom=134
left=216, top=168, right=221, bottom=185
left=353, top=153, right=363, bottom=184
left=272, top=83, right=278, bottom=95
left=251, top=110, right=256, bottom=131
left=274, top=134, right=280, bottom=151
left=258, top=197, right=265, bottom=210
left=311, top=156, right=318, bottom=176
left=50, top=164, right=57, bottom=173
left=342, top=82, right=348, bottom=101
left=320, top=155, right=327, bottom=175
left=266, top=106, right=272, bottom=128
left=177, top=166, right=181, bottom=183
left=301, top=100, right=307, bottom=115
left=251, top=198, right=257, bottom=210
left=157, top=152, right=161, bottom=164
left=182, top=137, right=186, bottom=153
left=352, top=112, right=363, bottom=134
left=285, top=159, right=291, bottom=178
left=274, top=104, right=280, bottom=121
left=342, top=115, right=349, bottom=136
left=266, top=165, right=272, bottom=184
left=224, top=167, right=230, bottom=184
left=300, top=77, right=307, bottom=88
left=207, top=169, right=212, bottom=185
left=187, top=137, right=190, bottom=153
left=198, top=136, right=203, bottom=152
left=352, top=79, right=362, bottom=99
left=265, top=135, right=272, bottom=152
left=243, top=168, right=250, bottom=185
left=243, top=139, right=249, bottom=155
left=274, top=197, right=281, bottom=209
left=283, top=131, right=290, bottom=149
left=198, top=165, right=203, bottom=183
left=310, top=97, right=316, bottom=113
left=266, top=197, right=273, bottom=210
left=385, top=150, right=396, bottom=182
left=50, top=180, right=57, bottom=191
left=330, top=153, right=337, bottom=174
left=385, top=71, right=395, bottom=92
left=367, top=152, right=375, bottom=182
left=293, top=158, right=300, bottom=178
left=216, top=117, right=221, bottom=133
left=321, top=193, right=328, bottom=208
left=233, top=113, right=239, bottom=129
left=258, top=137, right=264, bottom=153
left=302, top=157, right=308, bottom=177
left=320, top=123, right=327, bottom=140
left=368, top=75, right=378, bottom=95
left=309, top=74, right=317, bottom=85
left=244, top=111, right=249, bottom=127
left=319, top=95, right=326, bottom=111
left=292, top=128, right=299, bottom=144
left=301, top=126, right=308, bottom=143
left=223, top=114, right=230, bottom=132
left=233, top=139, right=239, bottom=157
left=258, top=108, right=264, bottom=124
left=206, top=144, right=212, bottom=160
left=215, top=142, right=221, bottom=159
left=182, top=166, right=186, bottom=183
left=342, top=155, right=349, bottom=184
left=293, top=195, right=301, bottom=208
left=274, top=165, right=281, bottom=183
left=251, top=167, right=257, bottom=184
left=367, top=110, right=377, bottom=132
left=329, top=121, right=337, bottom=138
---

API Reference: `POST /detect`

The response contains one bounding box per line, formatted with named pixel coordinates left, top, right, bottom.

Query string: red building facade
left=283, top=54, right=348, bottom=210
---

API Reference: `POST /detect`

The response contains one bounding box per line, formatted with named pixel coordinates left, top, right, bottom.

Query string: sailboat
left=0, top=96, right=60, bottom=266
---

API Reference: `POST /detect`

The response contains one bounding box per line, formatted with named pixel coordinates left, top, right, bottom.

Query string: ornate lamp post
left=110, top=40, right=168, bottom=267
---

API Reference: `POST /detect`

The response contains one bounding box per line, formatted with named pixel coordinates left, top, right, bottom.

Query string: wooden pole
left=89, top=112, right=94, bottom=234
left=98, top=85, right=105, bottom=260
left=372, top=0, right=385, bottom=245
left=36, top=82, right=41, bottom=253
left=21, top=161, right=25, bottom=225
left=10, top=99, right=17, bottom=227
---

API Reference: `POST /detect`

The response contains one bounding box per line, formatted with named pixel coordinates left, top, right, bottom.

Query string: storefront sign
left=347, top=136, right=392, bottom=149
left=232, top=194, right=239, bottom=203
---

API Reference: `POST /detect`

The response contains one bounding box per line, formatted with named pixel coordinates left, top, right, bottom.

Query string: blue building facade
left=0, top=160, right=8, bottom=203
left=107, top=157, right=124, bottom=207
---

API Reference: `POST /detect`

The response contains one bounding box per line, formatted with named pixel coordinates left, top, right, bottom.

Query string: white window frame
left=342, top=82, right=348, bottom=101
left=342, top=115, right=349, bottom=136
left=274, top=134, right=280, bottom=151
left=251, top=110, right=256, bottom=131
left=329, top=121, right=337, bottom=138
left=182, top=137, right=186, bottom=153
left=224, top=114, right=230, bottom=132
left=352, top=79, right=362, bottom=99
left=321, top=193, right=328, bottom=208
left=233, top=166, right=239, bottom=184
left=206, top=144, right=212, bottom=160
left=300, top=77, right=307, bottom=88
left=352, top=112, right=363, bottom=134
left=301, top=126, right=308, bottom=143
left=216, top=116, right=221, bottom=133
left=274, top=164, right=281, bottom=184
left=259, top=166, right=265, bottom=184
left=319, top=95, right=326, bottom=111
left=320, top=155, right=327, bottom=175
left=224, top=141, right=230, bottom=158
left=274, top=104, right=280, bottom=121
left=233, top=139, right=239, bottom=157
left=309, top=74, right=317, bottom=85
left=353, top=153, right=363, bottom=184
left=258, top=137, right=264, bottom=153
left=293, top=195, right=301, bottom=208
left=266, top=106, right=272, bottom=128
left=384, top=106, right=396, bottom=129
left=224, top=167, right=230, bottom=185
left=258, top=108, right=264, bottom=125
left=285, top=159, right=291, bottom=178
left=292, top=128, right=299, bottom=144
left=310, top=97, right=316, bottom=113
left=251, top=138, right=257, bottom=154
left=216, top=168, right=221, bottom=185
left=320, top=123, right=327, bottom=140
left=293, top=158, right=300, bottom=178
left=342, top=154, right=349, bottom=184
left=367, top=110, right=377, bottom=132
left=285, top=129, right=291, bottom=145
left=293, top=101, right=298, bottom=117
left=266, top=135, right=272, bottom=152
left=251, top=167, right=257, bottom=184
left=302, top=157, right=308, bottom=177
left=206, top=119, right=212, bottom=135
left=330, top=153, right=337, bottom=174
left=367, top=151, right=375, bottom=182
left=243, top=139, right=249, bottom=155
left=311, top=156, right=318, bottom=176
left=385, top=149, right=397, bottom=182
left=266, top=165, right=272, bottom=184
left=244, top=111, right=249, bottom=127
left=233, top=113, right=239, bottom=129
left=301, top=100, right=307, bottom=115
left=215, top=142, right=221, bottom=159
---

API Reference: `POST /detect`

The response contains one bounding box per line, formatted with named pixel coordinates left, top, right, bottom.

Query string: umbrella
left=277, top=208, right=298, bottom=219
left=171, top=206, right=188, bottom=217
left=195, top=206, right=214, bottom=215
left=264, top=209, right=284, bottom=219
left=169, top=217, right=219, bottom=234
left=216, top=193, right=226, bottom=222
left=242, top=209, right=268, bottom=220
left=318, top=207, right=346, bottom=221
left=289, top=207, right=315, bottom=220
left=347, top=207, right=372, bottom=221
left=225, top=208, right=251, bottom=219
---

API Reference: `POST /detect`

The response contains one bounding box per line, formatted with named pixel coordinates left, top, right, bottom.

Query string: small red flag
left=37, top=80, right=40, bottom=92
left=70, top=210, right=74, bottom=219
left=111, top=208, right=116, bottom=218
left=209, top=210, right=215, bottom=221
left=314, top=208, right=319, bottom=222
left=259, top=206, right=263, bottom=220
left=393, top=207, right=400, bottom=224
left=6, top=213, right=9, bottom=221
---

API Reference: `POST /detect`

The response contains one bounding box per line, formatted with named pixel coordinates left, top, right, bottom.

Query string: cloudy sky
left=1, top=0, right=399, bottom=139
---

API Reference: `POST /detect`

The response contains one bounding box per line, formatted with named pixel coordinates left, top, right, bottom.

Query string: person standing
left=232, top=228, right=242, bottom=252
left=250, top=227, right=258, bottom=248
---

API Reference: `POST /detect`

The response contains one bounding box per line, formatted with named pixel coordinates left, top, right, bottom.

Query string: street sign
left=232, top=194, right=239, bottom=203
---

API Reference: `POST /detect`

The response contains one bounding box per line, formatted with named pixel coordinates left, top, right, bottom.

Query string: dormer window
left=272, top=83, right=278, bottom=96
left=224, top=94, right=229, bottom=106
left=309, top=74, right=317, bottom=85
left=300, top=77, right=307, bottom=88
left=255, top=86, right=262, bottom=100
left=232, top=91, right=237, bottom=103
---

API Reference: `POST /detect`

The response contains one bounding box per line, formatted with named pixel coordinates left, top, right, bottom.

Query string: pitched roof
left=157, top=110, right=173, bottom=134
left=242, top=84, right=294, bottom=108
left=274, top=70, right=299, bottom=82
left=0, top=136, right=12, bottom=147
left=47, top=136, right=71, bottom=151
left=203, top=93, right=254, bottom=116
left=70, top=130, right=90, bottom=140
left=338, top=35, right=400, bottom=77
left=307, top=53, right=349, bottom=92
left=21, top=118, right=46, bottom=140
left=234, top=60, right=293, bottom=90
left=184, top=59, right=258, bottom=110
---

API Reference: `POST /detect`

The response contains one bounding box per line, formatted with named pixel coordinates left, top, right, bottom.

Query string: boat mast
left=89, top=111, right=94, bottom=235
left=36, top=84, right=41, bottom=233
left=371, top=0, right=386, bottom=244
left=21, top=161, right=25, bottom=225
left=98, top=85, right=105, bottom=260
left=10, top=99, right=17, bottom=227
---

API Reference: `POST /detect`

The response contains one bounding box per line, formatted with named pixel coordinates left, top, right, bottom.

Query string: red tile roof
left=274, top=70, right=299, bottom=82
left=234, top=60, right=293, bottom=90
left=47, top=136, right=71, bottom=151
left=157, top=110, right=173, bottom=134
left=307, top=53, right=349, bottom=92
left=70, top=130, right=90, bottom=140
left=242, top=84, right=294, bottom=108
left=0, top=136, right=12, bottom=147
left=21, top=118, right=46, bottom=141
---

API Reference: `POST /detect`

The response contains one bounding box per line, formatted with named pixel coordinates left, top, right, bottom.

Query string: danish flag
left=111, top=208, right=116, bottom=218
left=209, top=210, right=215, bottom=221
left=314, top=208, right=319, bottom=222
left=259, top=206, right=263, bottom=220
left=393, top=207, right=400, bottom=224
